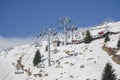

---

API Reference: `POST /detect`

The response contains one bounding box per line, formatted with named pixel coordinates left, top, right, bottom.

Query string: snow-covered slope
left=0, top=21, right=120, bottom=80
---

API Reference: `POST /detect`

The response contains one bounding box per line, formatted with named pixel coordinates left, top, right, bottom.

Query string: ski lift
left=15, top=68, right=24, bottom=74
left=52, top=32, right=57, bottom=36
left=67, top=34, right=70, bottom=39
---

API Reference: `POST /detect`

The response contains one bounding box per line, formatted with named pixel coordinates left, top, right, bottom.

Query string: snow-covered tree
left=102, top=62, right=116, bottom=80
left=33, top=49, right=41, bottom=66
left=84, top=30, right=93, bottom=43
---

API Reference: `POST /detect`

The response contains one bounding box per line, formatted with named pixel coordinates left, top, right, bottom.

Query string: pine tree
left=102, top=62, right=116, bottom=80
left=117, top=36, right=120, bottom=48
left=104, top=34, right=110, bottom=43
left=84, top=30, right=93, bottom=43
left=33, top=49, right=41, bottom=66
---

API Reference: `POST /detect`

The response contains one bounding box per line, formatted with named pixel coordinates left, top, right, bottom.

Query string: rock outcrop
left=102, top=44, right=120, bottom=64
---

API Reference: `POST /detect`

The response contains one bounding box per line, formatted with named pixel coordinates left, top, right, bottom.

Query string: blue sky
left=0, top=0, right=120, bottom=37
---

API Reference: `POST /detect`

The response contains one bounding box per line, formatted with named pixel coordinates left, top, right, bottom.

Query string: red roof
left=98, top=31, right=104, bottom=35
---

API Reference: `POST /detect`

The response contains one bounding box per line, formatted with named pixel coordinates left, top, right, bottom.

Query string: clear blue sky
left=0, top=0, right=120, bottom=37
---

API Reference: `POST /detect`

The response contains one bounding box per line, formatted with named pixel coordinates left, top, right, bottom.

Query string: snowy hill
left=0, top=21, right=120, bottom=80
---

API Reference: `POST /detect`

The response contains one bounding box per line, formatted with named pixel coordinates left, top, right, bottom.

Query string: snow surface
left=0, top=21, right=120, bottom=80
